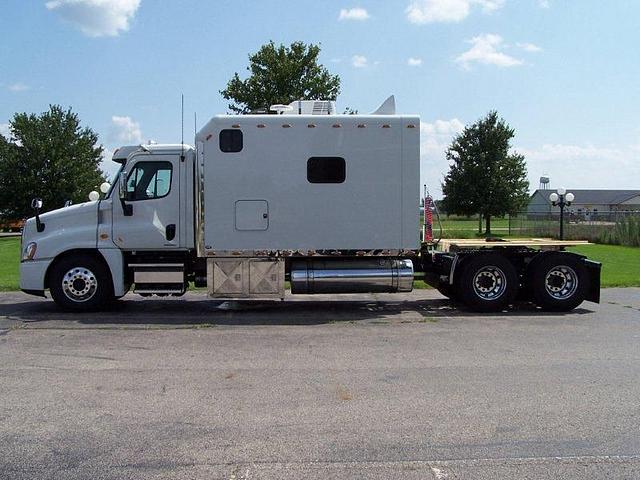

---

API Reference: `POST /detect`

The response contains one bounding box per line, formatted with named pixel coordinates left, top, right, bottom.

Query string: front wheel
left=49, top=254, right=114, bottom=311
left=530, top=253, right=588, bottom=311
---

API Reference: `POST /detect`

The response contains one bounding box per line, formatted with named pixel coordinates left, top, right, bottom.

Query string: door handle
left=166, top=224, right=176, bottom=241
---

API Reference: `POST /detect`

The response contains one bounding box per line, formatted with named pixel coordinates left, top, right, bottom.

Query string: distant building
left=528, top=189, right=640, bottom=218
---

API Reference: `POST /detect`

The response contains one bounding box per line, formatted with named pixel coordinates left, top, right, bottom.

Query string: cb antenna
left=180, top=94, right=185, bottom=162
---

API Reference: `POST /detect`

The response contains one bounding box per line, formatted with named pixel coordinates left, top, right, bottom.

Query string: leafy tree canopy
left=441, top=111, right=529, bottom=234
left=0, top=105, right=105, bottom=219
left=221, top=41, right=341, bottom=114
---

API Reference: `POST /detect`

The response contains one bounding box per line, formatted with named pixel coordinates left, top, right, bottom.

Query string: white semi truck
left=19, top=97, right=601, bottom=312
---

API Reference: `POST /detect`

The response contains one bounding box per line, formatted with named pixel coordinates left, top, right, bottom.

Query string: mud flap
left=583, top=259, right=601, bottom=303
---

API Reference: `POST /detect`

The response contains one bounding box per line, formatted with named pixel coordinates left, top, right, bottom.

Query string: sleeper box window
left=307, top=157, right=346, bottom=184
left=219, top=129, right=243, bottom=153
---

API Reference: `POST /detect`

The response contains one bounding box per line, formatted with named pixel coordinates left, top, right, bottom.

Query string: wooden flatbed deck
left=437, top=238, right=591, bottom=253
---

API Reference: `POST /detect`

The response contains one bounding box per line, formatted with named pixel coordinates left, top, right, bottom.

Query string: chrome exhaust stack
left=290, top=259, right=414, bottom=294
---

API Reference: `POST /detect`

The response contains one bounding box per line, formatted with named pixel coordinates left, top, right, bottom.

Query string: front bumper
left=19, top=258, right=52, bottom=293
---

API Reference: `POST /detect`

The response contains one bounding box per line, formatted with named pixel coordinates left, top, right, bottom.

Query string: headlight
left=22, top=242, right=37, bottom=261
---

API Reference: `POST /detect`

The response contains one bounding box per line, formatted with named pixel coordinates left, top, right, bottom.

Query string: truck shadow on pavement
left=0, top=295, right=595, bottom=327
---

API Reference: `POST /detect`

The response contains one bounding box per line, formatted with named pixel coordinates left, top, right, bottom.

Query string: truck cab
left=20, top=144, right=199, bottom=309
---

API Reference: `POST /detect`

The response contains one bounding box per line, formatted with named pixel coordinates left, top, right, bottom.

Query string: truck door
left=112, top=154, right=181, bottom=250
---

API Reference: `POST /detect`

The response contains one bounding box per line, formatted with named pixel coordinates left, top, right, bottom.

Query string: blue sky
left=1, top=0, right=639, bottom=196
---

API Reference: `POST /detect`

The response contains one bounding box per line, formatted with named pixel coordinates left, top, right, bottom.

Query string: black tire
left=455, top=254, right=518, bottom=312
left=49, top=254, right=114, bottom=311
left=530, top=253, right=588, bottom=311
left=437, top=282, right=458, bottom=301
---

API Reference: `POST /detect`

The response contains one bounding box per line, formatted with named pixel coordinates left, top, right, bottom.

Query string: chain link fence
left=508, top=211, right=639, bottom=244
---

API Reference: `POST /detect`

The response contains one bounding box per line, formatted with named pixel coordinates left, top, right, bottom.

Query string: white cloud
left=46, top=0, right=141, bottom=37
left=0, top=123, right=10, bottom=138
left=420, top=119, right=466, bottom=196
left=421, top=119, right=465, bottom=137
left=517, top=42, right=542, bottom=52
left=407, top=0, right=470, bottom=23
left=338, top=7, right=370, bottom=21
left=351, top=55, right=368, bottom=68
left=519, top=143, right=640, bottom=192
left=102, top=145, right=115, bottom=162
left=408, top=57, right=423, bottom=66
left=7, top=82, right=29, bottom=92
left=520, top=144, right=621, bottom=163
left=109, top=115, right=142, bottom=143
left=456, top=34, right=523, bottom=69
left=538, top=0, right=550, bottom=8
left=476, top=0, right=506, bottom=12
left=406, top=0, right=505, bottom=24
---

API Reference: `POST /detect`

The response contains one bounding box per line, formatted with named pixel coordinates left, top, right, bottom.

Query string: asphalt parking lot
left=1, top=288, right=639, bottom=479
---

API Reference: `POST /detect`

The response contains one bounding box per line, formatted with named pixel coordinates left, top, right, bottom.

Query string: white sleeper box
left=195, top=114, right=420, bottom=253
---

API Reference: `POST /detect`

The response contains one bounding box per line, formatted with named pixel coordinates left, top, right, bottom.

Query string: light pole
left=549, top=188, right=574, bottom=240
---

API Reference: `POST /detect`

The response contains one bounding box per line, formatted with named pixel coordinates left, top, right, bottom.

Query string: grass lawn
left=422, top=214, right=512, bottom=233
left=0, top=236, right=637, bottom=291
left=0, top=237, right=20, bottom=291
left=568, top=244, right=640, bottom=287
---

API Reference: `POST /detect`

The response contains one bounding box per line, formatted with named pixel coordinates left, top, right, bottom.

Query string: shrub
left=600, top=216, right=640, bottom=247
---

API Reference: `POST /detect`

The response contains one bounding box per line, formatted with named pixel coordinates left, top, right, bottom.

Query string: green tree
left=221, top=41, right=341, bottom=114
left=0, top=105, right=105, bottom=219
left=441, top=111, right=529, bottom=234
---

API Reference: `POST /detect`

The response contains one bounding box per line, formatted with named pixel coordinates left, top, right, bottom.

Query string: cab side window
left=126, top=161, right=173, bottom=201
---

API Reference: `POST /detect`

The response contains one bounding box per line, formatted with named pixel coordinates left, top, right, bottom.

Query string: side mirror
left=118, top=171, right=133, bottom=216
left=31, top=197, right=45, bottom=232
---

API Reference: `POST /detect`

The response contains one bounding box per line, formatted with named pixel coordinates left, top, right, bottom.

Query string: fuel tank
left=290, top=258, right=414, bottom=294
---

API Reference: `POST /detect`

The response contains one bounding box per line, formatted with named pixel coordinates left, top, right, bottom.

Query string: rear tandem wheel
left=454, top=253, right=519, bottom=312
left=529, top=252, right=588, bottom=311
left=437, top=282, right=458, bottom=301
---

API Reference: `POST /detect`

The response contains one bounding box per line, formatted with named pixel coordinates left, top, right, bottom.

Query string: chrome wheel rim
left=62, top=267, right=98, bottom=302
left=545, top=265, right=578, bottom=300
left=472, top=266, right=507, bottom=301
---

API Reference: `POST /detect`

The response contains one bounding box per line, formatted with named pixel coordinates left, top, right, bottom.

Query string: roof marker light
left=231, top=124, right=240, bottom=128
left=332, top=123, right=342, bottom=128
left=282, top=124, right=292, bottom=128
left=382, top=124, right=391, bottom=128
left=307, top=124, right=316, bottom=128
left=257, top=124, right=266, bottom=128
left=357, top=124, right=366, bottom=128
